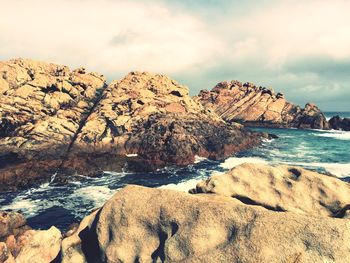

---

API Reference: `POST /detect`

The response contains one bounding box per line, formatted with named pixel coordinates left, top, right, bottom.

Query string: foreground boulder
left=196, top=80, right=330, bottom=129
left=329, top=115, right=350, bottom=131
left=192, top=163, right=350, bottom=217
left=61, top=180, right=350, bottom=262
left=0, top=59, right=262, bottom=192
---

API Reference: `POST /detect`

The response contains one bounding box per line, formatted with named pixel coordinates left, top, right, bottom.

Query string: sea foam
left=219, top=157, right=267, bottom=170
left=313, top=130, right=350, bottom=140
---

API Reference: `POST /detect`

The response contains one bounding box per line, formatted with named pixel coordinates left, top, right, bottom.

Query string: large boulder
left=0, top=61, right=263, bottom=191
left=329, top=115, right=350, bottom=131
left=62, top=181, right=350, bottom=263
left=192, top=163, right=350, bottom=217
left=195, top=81, right=330, bottom=129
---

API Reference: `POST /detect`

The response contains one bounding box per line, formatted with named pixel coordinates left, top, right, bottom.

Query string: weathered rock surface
left=60, top=183, right=350, bottom=263
left=192, top=163, right=350, bottom=217
left=0, top=58, right=107, bottom=191
left=329, top=115, right=350, bottom=131
left=0, top=212, right=27, bottom=239
left=196, top=80, right=330, bottom=129
left=0, top=59, right=262, bottom=192
left=15, top=226, right=61, bottom=263
left=72, top=72, right=261, bottom=170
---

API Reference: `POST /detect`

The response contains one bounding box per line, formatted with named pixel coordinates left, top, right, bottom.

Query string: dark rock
left=329, top=115, right=350, bottom=131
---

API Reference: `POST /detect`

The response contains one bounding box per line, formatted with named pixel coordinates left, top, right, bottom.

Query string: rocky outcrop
left=0, top=59, right=263, bottom=192
left=196, top=81, right=330, bottom=129
left=2, top=164, right=350, bottom=262
left=61, top=182, right=350, bottom=262
left=0, top=58, right=107, bottom=191
left=329, top=115, right=350, bottom=131
left=70, top=72, right=261, bottom=171
left=191, top=163, right=350, bottom=217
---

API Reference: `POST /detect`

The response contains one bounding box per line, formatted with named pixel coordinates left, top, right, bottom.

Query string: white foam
left=126, top=153, right=138, bottom=157
left=313, top=131, right=350, bottom=140
left=1, top=199, right=37, bottom=214
left=159, top=178, right=202, bottom=192
left=219, top=157, right=267, bottom=170
left=283, top=161, right=350, bottom=178
left=70, top=186, right=117, bottom=207
left=194, top=155, right=207, bottom=164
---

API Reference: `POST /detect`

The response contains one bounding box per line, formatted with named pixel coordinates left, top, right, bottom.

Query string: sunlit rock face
left=195, top=80, right=330, bottom=130
left=0, top=59, right=262, bottom=192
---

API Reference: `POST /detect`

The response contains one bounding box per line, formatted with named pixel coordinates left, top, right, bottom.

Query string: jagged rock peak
left=0, top=59, right=263, bottom=191
left=196, top=79, right=329, bottom=130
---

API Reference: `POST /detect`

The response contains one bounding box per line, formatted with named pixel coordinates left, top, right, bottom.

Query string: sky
left=0, top=0, right=349, bottom=111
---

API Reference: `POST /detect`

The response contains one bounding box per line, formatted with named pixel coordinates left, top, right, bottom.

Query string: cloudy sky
left=1, top=0, right=349, bottom=111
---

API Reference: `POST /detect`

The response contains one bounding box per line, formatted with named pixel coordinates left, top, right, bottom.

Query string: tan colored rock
left=74, top=72, right=261, bottom=169
left=63, top=185, right=350, bottom=263
left=0, top=60, right=262, bottom=192
left=0, top=58, right=106, bottom=191
left=193, top=163, right=350, bottom=217
left=61, top=210, right=99, bottom=263
left=196, top=80, right=330, bottom=129
left=15, top=226, right=61, bottom=263
left=0, top=212, right=26, bottom=239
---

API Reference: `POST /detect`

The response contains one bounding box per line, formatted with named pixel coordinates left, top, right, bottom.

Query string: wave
left=159, top=178, right=203, bottom=192
left=219, top=156, right=267, bottom=170
left=194, top=155, right=208, bottom=164
left=283, top=161, right=350, bottom=178
left=313, top=130, right=350, bottom=140
left=70, top=186, right=117, bottom=207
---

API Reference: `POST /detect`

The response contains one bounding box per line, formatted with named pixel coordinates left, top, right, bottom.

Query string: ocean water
left=1, top=121, right=350, bottom=231
left=324, top=111, right=350, bottom=120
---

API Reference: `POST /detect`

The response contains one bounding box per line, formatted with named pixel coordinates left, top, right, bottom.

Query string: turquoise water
left=325, top=111, right=350, bottom=120
left=0, top=118, right=350, bottom=230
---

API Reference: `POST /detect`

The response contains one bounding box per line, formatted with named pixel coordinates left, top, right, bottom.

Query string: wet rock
left=329, top=115, right=350, bottom=131
left=0, top=212, right=27, bottom=239
left=195, top=81, right=330, bottom=129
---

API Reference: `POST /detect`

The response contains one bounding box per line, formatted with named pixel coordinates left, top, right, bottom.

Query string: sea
left=0, top=112, right=349, bottom=231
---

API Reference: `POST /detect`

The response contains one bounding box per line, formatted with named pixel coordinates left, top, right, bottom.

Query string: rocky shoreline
left=196, top=80, right=331, bottom=130
left=1, top=163, right=350, bottom=262
left=1, top=58, right=348, bottom=192
left=0, top=59, right=265, bottom=192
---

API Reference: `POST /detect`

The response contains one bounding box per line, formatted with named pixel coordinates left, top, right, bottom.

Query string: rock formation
left=196, top=80, right=330, bottom=129
left=191, top=163, right=350, bottom=217
left=61, top=178, right=350, bottom=262
left=2, top=164, right=350, bottom=262
left=0, top=59, right=263, bottom=192
left=0, top=211, right=34, bottom=262
left=329, top=115, right=350, bottom=131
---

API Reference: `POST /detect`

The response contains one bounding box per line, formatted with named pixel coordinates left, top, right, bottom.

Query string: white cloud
left=0, top=0, right=222, bottom=74
left=228, top=0, right=350, bottom=68
left=0, top=0, right=349, bottom=110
